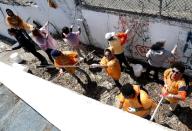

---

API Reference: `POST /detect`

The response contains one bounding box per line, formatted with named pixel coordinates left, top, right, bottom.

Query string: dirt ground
left=6, top=40, right=192, bottom=131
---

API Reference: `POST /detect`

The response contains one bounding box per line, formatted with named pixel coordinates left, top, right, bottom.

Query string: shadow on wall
left=0, top=34, right=16, bottom=45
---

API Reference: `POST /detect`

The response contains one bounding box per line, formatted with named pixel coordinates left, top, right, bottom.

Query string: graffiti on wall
left=117, top=15, right=129, bottom=32
left=117, top=16, right=150, bottom=44
left=117, top=16, right=151, bottom=58
left=128, top=18, right=150, bottom=44
left=116, top=15, right=183, bottom=66
left=134, top=44, right=150, bottom=57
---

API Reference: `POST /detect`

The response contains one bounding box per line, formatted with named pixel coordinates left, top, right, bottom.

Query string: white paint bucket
left=131, top=64, right=144, bottom=77
left=10, top=52, right=23, bottom=63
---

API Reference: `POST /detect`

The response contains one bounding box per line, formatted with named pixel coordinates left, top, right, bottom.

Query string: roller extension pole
left=150, top=97, right=164, bottom=121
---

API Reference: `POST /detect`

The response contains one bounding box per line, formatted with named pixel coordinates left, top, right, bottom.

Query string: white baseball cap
left=105, top=32, right=115, bottom=40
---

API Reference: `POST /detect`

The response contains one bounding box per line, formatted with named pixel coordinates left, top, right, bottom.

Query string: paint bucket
left=10, top=52, right=23, bottom=63
left=131, top=64, right=144, bottom=77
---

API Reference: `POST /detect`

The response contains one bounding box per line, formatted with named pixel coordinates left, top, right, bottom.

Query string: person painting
left=99, top=49, right=122, bottom=89
left=105, top=30, right=133, bottom=73
left=116, top=83, right=156, bottom=119
left=32, top=21, right=58, bottom=63
left=62, top=25, right=88, bottom=59
left=146, top=40, right=177, bottom=80
left=161, top=62, right=187, bottom=117
left=8, top=28, right=48, bottom=65
left=6, top=8, right=34, bottom=31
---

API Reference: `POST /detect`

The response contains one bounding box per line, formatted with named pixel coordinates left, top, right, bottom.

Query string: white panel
left=0, top=62, right=172, bottom=131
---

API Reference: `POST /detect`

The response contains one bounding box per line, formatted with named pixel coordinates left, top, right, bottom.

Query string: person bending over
left=116, top=83, right=156, bottom=119
left=8, top=28, right=48, bottom=65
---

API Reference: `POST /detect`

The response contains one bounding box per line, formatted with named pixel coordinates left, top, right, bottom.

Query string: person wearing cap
left=62, top=25, right=88, bottom=59
left=6, top=8, right=34, bottom=31
left=100, top=49, right=122, bottom=89
left=51, top=49, right=78, bottom=75
left=145, top=40, right=177, bottom=80
left=161, top=62, right=187, bottom=117
left=105, top=30, right=133, bottom=73
left=8, top=28, right=48, bottom=65
left=51, top=49, right=91, bottom=86
left=116, top=83, right=156, bottom=119
left=32, top=21, right=58, bottom=63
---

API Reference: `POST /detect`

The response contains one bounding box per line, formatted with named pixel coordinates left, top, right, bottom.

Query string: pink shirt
left=33, top=22, right=57, bottom=50
left=63, top=31, right=80, bottom=49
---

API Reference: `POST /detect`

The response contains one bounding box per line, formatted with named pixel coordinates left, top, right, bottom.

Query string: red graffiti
left=135, top=45, right=150, bottom=57
left=118, top=16, right=128, bottom=32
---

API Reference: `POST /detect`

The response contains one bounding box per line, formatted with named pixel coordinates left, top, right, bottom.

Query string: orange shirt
left=108, top=32, right=128, bottom=55
left=162, top=68, right=187, bottom=103
left=6, top=15, right=33, bottom=31
left=117, top=85, right=156, bottom=117
left=100, top=56, right=121, bottom=80
left=54, top=51, right=78, bottom=74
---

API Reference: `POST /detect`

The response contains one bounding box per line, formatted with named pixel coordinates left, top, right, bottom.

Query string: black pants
left=114, top=80, right=122, bottom=90
left=45, top=48, right=54, bottom=63
left=29, top=49, right=48, bottom=65
left=115, top=53, right=133, bottom=72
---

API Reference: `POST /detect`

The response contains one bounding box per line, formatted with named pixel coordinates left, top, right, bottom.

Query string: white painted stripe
left=0, top=62, right=172, bottom=131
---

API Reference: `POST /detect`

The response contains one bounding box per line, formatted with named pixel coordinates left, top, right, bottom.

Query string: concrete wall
left=82, top=9, right=192, bottom=76
left=1, top=0, right=192, bottom=75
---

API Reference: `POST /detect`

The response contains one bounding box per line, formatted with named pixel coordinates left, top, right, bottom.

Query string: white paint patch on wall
left=82, top=10, right=119, bottom=49
left=149, top=23, right=187, bottom=50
